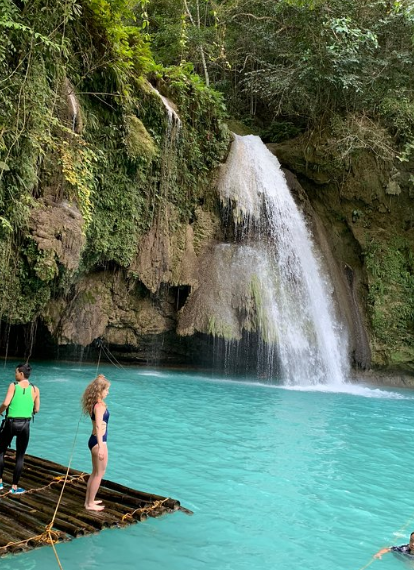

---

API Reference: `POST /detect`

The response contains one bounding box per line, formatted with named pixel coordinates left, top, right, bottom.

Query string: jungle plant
left=364, top=238, right=414, bottom=357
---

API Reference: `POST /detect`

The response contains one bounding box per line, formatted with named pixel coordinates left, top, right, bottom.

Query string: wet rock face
left=29, top=198, right=85, bottom=273
left=42, top=271, right=176, bottom=347
left=129, top=205, right=220, bottom=294
left=7, top=124, right=411, bottom=374
left=29, top=198, right=220, bottom=352
left=281, top=168, right=371, bottom=371
left=271, top=135, right=414, bottom=373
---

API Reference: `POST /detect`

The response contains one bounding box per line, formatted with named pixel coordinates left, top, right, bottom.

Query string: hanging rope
left=100, top=342, right=124, bottom=370
left=0, top=323, right=131, bottom=565
left=94, top=338, right=124, bottom=371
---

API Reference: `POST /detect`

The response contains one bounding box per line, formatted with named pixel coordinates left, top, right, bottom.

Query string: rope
left=0, top=421, right=84, bottom=563
left=0, top=313, right=128, bottom=562
left=94, top=338, right=124, bottom=371
left=355, top=510, right=414, bottom=570
left=48, top=414, right=83, bottom=530
left=40, top=336, right=122, bottom=562
left=46, top=524, right=65, bottom=570
left=0, top=473, right=87, bottom=499
left=0, top=526, right=63, bottom=556
left=96, top=342, right=102, bottom=375
left=356, top=559, right=375, bottom=570
left=100, top=342, right=124, bottom=369
left=120, top=498, right=170, bottom=522
left=0, top=493, right=172, bottom=558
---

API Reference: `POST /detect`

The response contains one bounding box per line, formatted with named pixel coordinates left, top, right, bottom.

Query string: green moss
left=0, top=1, right=230, bottom=325
left=250, top=275, right=278, bottom=343
left=207, top=316, right=237, bottom=340
left=364, top=237, right=414, bottom=365
left=0, top=242, right=52, bottom=323
left=192, top=208, right=221, bottom=255
left=124, top=115, right=158, bottom=161
left=226, top=119, right=261, bottom=137
left=33, top=250, right=59, bottom=283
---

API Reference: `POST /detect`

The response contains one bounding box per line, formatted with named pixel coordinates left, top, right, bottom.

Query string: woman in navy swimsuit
left=81, top=374, right=110, bottom=511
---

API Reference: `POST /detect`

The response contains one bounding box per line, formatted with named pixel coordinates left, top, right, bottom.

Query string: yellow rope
left=355, top=510, right=414, bottom=570
left=356, top=559, right=376, bottom=570
left=120, top=498, right=169, bottom=522
left=46, top=524, right=65, bottom=570
left=48, top=414, right=83, bottom=532
left=1, top=356, right=135, bottom=564
left=0, top=472, right=87, bottom=499
left=0, top=526, right=63, bottom=553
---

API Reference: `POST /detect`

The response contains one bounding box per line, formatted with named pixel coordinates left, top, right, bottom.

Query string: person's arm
left=0, top=384, right=15, bottom=415
left=32, top=386, right=40, bottom=414
left=94, top=403, right=106, bottom=461
left=374, top=547, right=391, bottom=559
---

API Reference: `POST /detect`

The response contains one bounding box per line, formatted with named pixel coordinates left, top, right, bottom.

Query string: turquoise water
left=1, top=362, right=414, bottom=570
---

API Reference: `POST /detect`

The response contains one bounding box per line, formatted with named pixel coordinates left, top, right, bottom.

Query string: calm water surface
left=1, top=362, right=414, bottom=570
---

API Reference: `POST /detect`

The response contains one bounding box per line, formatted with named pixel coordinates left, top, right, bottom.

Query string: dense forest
left=1, top=0, right=414, bottom=376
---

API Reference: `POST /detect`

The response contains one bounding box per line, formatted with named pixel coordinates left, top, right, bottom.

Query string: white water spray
left=150, top=86, right=182, bottom=130
left=218, top=135, right=349, bottom=385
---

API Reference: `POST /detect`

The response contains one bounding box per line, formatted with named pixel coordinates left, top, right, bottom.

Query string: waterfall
left=177, top=134, right=349, bottom=384
left=149, top=85, right=182, bottom=131
left=68, top=91, right=78, bottom=132
left=63, top=78, right=80, bottom=133
left=218, top=134, right=349, bottom=385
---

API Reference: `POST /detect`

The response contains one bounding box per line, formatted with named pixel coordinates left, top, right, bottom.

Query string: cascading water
left=150, top=85, right=182, bottom=131
left=179, top=134, right=349, bottom=385
left=218, top=134, right=349, bottom=385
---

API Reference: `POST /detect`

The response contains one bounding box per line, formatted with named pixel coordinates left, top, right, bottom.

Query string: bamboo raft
left=0, top=449, right=192, bottom=557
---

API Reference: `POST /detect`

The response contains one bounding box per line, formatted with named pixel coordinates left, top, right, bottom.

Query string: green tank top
left=7, top=383, right=34, bottom=419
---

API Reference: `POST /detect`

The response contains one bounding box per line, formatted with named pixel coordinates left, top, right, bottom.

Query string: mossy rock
left=226, top=119, right=261, bottom=137
left=124, top=115, right=157, bottom=161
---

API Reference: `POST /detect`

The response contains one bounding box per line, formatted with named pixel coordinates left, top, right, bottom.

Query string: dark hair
left=16, top=363, right=32, bottom=379
left=411, top=532, right=414, bottom=538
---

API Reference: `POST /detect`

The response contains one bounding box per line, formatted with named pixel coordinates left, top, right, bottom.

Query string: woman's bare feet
left=94, top=500, right=102, bottom=504
left=85, top=503, right=105, bottom=511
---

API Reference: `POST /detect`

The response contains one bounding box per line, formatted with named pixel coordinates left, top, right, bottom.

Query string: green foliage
left=71, top=0, right=154, bottom=102
left=140, top=64, right=229, bottom=223
left=0, top=239, right=52, bottom=323
left=0, top=0, right=229, bottom=324
left=328, top=114, right=395, bottom=164
left=148, top=0, right=227, bottom=78
left=378, top=96, right=414, bottom=162
left=364, top=238, right=414, bottom=359
left=124, top=115, right=158, bottom=160
left=58, top=139, right=99, bottom=227
left=261, top=121, right=302, bottom=143
left=150, top=0, right=414, bottom=159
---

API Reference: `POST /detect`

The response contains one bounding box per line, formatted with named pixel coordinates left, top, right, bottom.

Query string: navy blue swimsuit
left=391, top=545, right=414, bottom=558
left=88, top=405, right=110, bottom=450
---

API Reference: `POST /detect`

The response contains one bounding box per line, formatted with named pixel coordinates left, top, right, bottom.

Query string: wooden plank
left=0, top=450, right=192, bottom=558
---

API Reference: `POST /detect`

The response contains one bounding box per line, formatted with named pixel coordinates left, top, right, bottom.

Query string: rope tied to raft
left=121, top=498, right=170, bottom=522
left=0, top=469, right=86, bottom=500
left=0, top=526, right=62, bottom=553
left=25, top=472, right=87, bottom=495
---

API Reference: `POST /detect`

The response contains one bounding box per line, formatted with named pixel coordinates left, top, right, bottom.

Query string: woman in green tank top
left=0, top=363, right=40, bottom=494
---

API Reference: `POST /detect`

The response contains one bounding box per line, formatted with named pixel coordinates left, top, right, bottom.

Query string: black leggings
left=0, top=418, right=30, bottom=485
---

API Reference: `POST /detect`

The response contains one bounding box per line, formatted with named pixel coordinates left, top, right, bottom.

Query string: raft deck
left=0, top=450, right=191, bottom=557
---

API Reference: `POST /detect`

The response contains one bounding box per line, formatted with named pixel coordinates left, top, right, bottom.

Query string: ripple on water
left=0, top=363, right=412, bottom=570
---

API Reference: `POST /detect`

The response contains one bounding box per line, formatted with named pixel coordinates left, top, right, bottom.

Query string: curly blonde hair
left=81, top=374, right=110, bottom=416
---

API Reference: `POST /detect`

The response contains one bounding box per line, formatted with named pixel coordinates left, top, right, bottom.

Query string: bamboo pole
left=20, top=494, right=96, bottom=536
left=0, top=451, right=185, bottom=558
